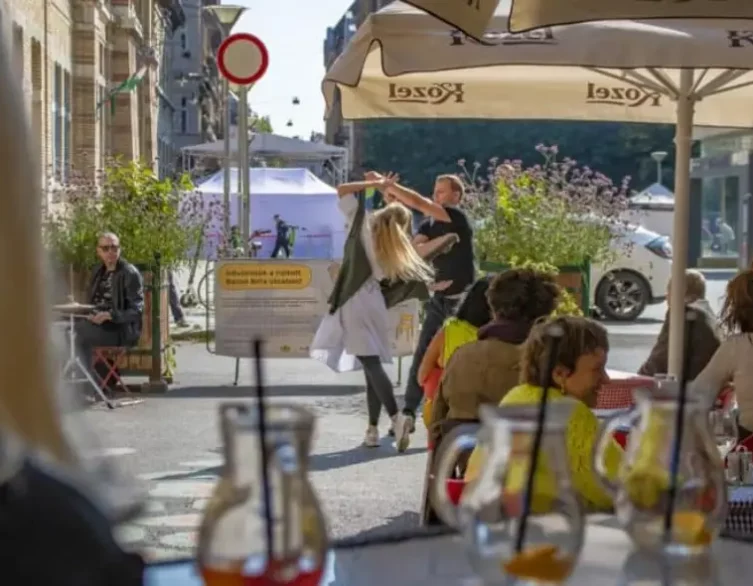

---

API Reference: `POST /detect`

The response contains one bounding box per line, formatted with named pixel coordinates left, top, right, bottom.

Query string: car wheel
left=596, top=271, right=649, bottom=322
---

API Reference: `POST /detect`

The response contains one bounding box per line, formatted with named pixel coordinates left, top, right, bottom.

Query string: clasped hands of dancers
left=310, top=170, right=465, bottom=452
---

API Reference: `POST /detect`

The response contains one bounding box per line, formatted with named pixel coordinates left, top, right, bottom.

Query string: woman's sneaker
left=362, top=425, right=380, bottom=448
left=392, top=414, right=414, bottom=453
left=388, top=415, right=416, bottom=437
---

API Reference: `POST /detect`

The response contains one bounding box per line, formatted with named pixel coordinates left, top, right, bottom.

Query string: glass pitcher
left=197, top=402, right=328, bottom=586
left=432, top=400, right=584, bottom=585
left=593, top=379, right=726, bottom=555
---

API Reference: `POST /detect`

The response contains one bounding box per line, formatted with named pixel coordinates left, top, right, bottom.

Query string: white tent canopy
left=195, top=168, right=345, bottom=260
left=196, top=166, right=339, bottom=195
left=183, top=128, right=348, bottom=161
left=630, top=183, right=674, bottom=208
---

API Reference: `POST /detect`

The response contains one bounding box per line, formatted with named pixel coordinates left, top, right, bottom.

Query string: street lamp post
left=651, top=150, right=668, bottom=186
left=202, top=4, right=246, bottom=248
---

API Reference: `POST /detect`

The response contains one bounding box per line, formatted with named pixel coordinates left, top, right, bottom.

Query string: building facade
left=1, top=0, right=184, bottom=206
left=323, top=0, right=390, bottom=177
left=168, top=0, right=223, bottom=160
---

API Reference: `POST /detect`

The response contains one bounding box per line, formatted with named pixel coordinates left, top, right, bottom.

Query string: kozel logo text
left=586, top=83, right=662, bottom=107
left=387, top=83, right=465, bottom=105
left=450, top=28, right=555, bottom=46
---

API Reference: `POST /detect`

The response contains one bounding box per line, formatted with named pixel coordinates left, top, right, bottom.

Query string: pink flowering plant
left=459, top=144, right=634, bottom=269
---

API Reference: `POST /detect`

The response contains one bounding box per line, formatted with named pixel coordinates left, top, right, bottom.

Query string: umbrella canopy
left=508, top=0, right=753, bottom=34
left=324, top=2, right=753, bottom=126
left=323, top=0, right=753, bottom=375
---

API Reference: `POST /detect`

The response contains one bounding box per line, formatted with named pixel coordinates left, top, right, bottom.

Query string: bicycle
left=195, top=230, right=271, bottom=310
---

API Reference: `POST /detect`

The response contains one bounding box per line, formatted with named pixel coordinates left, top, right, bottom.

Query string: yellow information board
left=214, top=259, right=420, bottom=359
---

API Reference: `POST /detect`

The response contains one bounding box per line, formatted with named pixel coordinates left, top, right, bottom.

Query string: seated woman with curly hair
left=429, top=269, right=560, bottom=449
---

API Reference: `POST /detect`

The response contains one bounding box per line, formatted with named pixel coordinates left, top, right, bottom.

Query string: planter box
left=479, top=261, right=591, bottom=314
left=55, top=264, right=172, bottom=388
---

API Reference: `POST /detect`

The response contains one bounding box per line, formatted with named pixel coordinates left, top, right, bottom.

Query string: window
left=180, top=97, right=187, bottom=133
left=52, top=63, right=62, bottom=179
left=180, top=32, right=187, bottom=51
left=98, top=85, right=107, bottom=171
left=12, top=23, right=22, bottom=79
left=63, top=70, right=71, bottom=177
left=98, top=43, right=105, bottom=76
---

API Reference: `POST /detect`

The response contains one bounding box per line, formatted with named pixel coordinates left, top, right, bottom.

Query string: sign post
left=216, top=32, right=269, bottom=256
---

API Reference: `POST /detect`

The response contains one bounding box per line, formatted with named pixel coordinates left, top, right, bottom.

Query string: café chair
left=90, top=347, right=144, bottom=407
left=420, top=420, right=478, bottom=527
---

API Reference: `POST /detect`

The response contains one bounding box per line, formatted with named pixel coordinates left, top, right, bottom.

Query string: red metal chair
left=91, top=347, right=144, bottom=407
left=91, top=347, right=128, bottom=393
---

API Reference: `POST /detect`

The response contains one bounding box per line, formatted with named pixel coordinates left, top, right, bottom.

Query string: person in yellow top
left=465, top=316, right=624, bottom=511
left=417, top=277, right=493, bottom=430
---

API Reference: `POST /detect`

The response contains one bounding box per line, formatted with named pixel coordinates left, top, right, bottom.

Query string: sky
left=231, top=0, right=353, bottom=139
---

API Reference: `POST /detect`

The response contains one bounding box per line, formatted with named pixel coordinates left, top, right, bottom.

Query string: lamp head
left=203, top=5, right=246, bottom=35
left=651, top=151, right=668, bottom=163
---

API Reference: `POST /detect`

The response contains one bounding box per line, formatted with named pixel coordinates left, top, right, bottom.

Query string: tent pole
left=667, top=69, right=695, bottom=378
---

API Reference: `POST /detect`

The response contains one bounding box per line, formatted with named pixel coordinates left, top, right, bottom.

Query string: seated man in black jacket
left=75, top=233, right=144, bottom=381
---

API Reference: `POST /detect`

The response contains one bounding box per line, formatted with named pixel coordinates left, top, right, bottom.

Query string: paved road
left=81, top=331, right=655, bottom=562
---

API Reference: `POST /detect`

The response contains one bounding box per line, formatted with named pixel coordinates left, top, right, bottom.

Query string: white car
left=591, top=224, right=672, bottom=321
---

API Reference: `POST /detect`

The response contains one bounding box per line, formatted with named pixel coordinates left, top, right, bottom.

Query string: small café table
left=143, top=515, right=753, bottom=586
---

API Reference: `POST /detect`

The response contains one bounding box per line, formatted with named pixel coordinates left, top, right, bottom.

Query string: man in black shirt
left=271, top=214, right=291, bottom=258
left=382, top=173, right=475, bottom=451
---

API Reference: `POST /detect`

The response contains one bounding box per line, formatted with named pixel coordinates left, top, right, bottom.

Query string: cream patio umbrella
left=323, top=0, right=753, bottom=376
left=507, top=0, right=753, bottom=34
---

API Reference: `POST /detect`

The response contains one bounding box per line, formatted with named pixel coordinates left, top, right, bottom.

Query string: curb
left=171, top=328, right=214, bottom=343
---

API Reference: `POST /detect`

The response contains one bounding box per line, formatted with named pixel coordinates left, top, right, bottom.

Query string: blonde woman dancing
left=311, top=173, right=457, bottom=451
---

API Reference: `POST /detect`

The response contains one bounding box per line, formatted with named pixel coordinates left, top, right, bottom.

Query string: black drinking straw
left=253, top=338, right=274, bottom=564
left=515, top=323, right=564, bottom=553
left=663, top=310, right=697, bottom=542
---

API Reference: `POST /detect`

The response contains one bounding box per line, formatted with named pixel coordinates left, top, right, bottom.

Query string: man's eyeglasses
left=98, top=244, right=120, bottom=252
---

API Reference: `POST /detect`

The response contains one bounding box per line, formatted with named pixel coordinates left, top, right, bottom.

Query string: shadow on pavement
left=310, top=446, right=424, bottom=472
left=143, top=384, right=365, bottom=398
left=336, top=511, right=422, bottom=545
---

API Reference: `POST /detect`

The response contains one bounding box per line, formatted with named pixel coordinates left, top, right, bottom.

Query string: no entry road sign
left=217, top=33, right=269, bottom=86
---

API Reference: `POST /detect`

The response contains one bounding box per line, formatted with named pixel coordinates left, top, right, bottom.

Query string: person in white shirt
left=693, top=269, right=753, bottom=438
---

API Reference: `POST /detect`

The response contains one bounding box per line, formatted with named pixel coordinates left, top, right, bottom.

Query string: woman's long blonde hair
left=371, top=202, right=434, bottom=283
left=0, top=33, right=74, bottom=464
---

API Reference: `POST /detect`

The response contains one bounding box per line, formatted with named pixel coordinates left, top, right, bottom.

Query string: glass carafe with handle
left=593, top=379, right=727, bottom=555
left=197, top=402, right=328, bottom=586
left=432, top=400, right=584, bottom=585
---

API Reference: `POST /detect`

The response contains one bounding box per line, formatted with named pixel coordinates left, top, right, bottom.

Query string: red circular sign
left=216, top=33, right=269, bottom=86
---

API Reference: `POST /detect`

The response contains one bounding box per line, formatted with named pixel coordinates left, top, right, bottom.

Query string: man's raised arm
left=366, top=171, right=451, bottom=223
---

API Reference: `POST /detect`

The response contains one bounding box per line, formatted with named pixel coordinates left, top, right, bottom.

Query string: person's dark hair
left=454, top=277, right=492, bottom=328
left=720, top=269, right=753, bottom=333
left=521, top=316, right=609, bottom=385
left=485, top=269, right=560, bottom=322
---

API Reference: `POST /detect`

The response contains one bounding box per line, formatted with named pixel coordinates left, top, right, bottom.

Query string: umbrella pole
left=667, top=69, right=695, bottom=378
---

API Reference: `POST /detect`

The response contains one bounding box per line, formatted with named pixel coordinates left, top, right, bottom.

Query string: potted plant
left=461, top=145, right=632, bottom=314
left=43, top=159, right=218, bottom=388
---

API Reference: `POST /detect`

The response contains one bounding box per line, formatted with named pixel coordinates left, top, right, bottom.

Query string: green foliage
left=360, top=119, right=675, bottom=196
left=43, top=159, right=215, bottom=270
left=250, top=111, right=273, bottom=134
left=464, top=147, right=631, bottom=269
